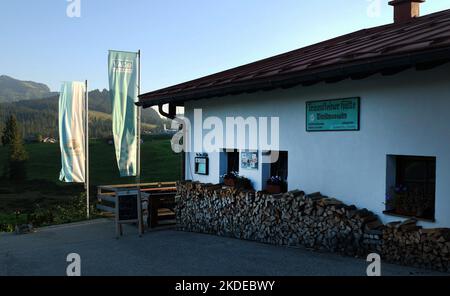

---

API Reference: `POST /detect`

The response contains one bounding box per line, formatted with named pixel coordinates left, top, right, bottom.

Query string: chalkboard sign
left=117, top=191, right=139, bottom=221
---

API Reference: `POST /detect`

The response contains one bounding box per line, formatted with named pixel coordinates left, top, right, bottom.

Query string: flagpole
left=137, top=50, right=141, bottom=186
left=136, top=50, right=143, bottom=235
left=85, top=80, right=90, bottom=219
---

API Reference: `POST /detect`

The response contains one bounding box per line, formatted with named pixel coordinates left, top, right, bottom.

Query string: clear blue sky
left=1, top=0, right=449, bottom=92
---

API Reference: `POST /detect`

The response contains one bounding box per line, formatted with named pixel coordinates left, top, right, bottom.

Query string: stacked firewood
left=175, top=182, right=449, bottom=272
left=176, top=182, right=382, bottom=255
left=383, top=219, right=450, bottom=272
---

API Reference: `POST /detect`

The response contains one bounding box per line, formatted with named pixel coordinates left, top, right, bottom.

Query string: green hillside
left=0, top=89, right=168, bottom=140
left=0, top=75, right=171, bottom=140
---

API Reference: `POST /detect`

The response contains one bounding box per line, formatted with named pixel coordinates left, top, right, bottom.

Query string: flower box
left=266, top=176, right=287, bottom=194
left=266, top=184, right=282, bottom=194
left=224, top=178, right=236, bottom=187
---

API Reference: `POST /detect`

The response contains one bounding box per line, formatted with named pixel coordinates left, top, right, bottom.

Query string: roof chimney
left=389, top=0, right=425, bottom=23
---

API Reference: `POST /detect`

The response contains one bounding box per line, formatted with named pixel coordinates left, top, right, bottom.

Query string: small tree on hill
left=2, top=115, right=28, bottom=182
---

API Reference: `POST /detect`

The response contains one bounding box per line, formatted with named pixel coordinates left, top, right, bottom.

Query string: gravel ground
left=0, top=219, right=446, bottom=276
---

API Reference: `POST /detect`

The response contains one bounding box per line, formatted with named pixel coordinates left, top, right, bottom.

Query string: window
left=385, top=155, right=436, bottom=221
left=265, top=151, right=288, bottom=193
left=227, top=149, right=240, bottom=174
left=270, top=151, right=288, bottom=182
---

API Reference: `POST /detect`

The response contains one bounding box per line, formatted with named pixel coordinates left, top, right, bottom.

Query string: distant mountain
left=85, top=89, right=166, bottom=126
left=0, top=75, right=170, bottom=138
left=0, top=75, right=55, bottom=103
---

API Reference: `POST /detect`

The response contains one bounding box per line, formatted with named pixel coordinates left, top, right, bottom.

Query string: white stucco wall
left=183, top=63, right=450, bottom=228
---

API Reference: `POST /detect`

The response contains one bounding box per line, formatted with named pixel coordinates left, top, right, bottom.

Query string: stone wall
left=175, top=182, right=450, bottom=272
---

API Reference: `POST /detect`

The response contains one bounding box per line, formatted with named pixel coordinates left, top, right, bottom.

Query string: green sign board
left=306, top=97, right=360, bottom=132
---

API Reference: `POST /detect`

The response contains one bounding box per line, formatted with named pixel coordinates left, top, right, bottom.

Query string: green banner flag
left=108, top=50, right=139, bottom=177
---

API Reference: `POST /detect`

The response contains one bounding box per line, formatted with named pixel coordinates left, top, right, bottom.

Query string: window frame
left=384, top=155, right=436, bottom=222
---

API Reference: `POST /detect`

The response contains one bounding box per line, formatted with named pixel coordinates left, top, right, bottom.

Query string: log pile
left=383, top=219, right=450, bottom=272
left=175, top=182, right=449, bottom=272
left=176, top=182, right=382, bottom=256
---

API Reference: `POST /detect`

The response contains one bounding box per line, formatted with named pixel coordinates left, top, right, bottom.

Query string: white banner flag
left=59, top=81, right=86, bottom=183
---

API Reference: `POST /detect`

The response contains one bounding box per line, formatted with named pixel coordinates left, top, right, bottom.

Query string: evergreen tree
left=1, top=114, right=17, bottom=145
left=2, top=115, right=28, bottom=181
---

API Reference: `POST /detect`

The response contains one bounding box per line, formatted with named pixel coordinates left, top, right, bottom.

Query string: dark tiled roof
left=139, top=9, right=450, bottom=107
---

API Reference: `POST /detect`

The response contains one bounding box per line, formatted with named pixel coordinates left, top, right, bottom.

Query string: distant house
left=42, top=137, right=57, bottom=144
left=138, top=2, right=450, bottom=227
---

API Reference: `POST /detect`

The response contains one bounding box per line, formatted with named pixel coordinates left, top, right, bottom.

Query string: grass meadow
left=0, top=135, right=182, bottom=231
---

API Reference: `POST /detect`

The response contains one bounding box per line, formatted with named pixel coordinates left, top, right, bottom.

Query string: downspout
left=158, top=103, right=177, bottom=120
